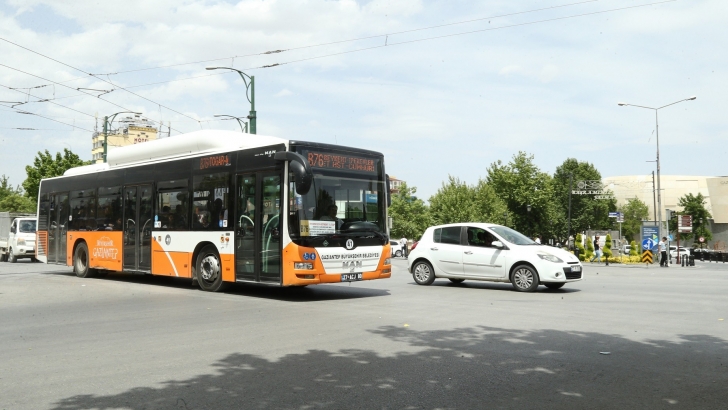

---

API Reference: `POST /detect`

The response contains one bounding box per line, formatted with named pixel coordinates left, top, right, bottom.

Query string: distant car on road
left=390, top=240, right=404, bottom=257
left=407, top=223, right=583, bottom=292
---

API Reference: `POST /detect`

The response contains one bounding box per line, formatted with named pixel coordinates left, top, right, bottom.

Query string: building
left=92, top=115, right=160, bottom=163
left=389, top=176, right=405, bottom=194
left=603, top=175, right=728, bottom=249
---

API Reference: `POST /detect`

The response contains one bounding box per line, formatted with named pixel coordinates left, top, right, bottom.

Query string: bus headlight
left=294, top=262, right=314, bottom=270
left=385, top=258, right=391, bottom=265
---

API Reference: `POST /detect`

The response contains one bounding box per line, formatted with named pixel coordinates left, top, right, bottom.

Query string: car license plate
left=571, top=265, right=582, bottom=273
left=341, top=273, right=363, bottom=282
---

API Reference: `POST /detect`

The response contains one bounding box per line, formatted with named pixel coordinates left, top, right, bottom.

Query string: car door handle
left=430, top=247, right=438, bottom=251
left=464, top=251, right=473, bottom=255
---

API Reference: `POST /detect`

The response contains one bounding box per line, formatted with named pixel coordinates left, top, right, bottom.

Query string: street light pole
left=206, top=67, right=256, bottom=134
left=103, top=111, right=141, bottom=163
left=567, top=173, right=573, bottom=247
left=214, top=114, right=248, bottom=133
left=618, top=96, right=696, bottom=241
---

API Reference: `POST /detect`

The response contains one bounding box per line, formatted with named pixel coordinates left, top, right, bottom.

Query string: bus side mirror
left=386, top=174, right=391, bottom=207
left=274, top=151, right=313, bottom=195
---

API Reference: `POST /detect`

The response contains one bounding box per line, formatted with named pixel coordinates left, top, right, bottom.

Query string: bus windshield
left=288, top=169, right=387, bottom=245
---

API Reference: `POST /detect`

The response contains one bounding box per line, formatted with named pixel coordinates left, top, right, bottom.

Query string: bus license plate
left=571, top=265, right=582, bottom=273
left=341, top=273, right=363, bottom=282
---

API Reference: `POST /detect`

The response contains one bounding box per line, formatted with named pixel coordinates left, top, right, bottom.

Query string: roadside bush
left=630, top=240, right=638, bottom=256
left=575, top=233, right=586, bottom=261
left=586, top=236, right=594, bottom=260
left=604, top=234, right=613, bottom=259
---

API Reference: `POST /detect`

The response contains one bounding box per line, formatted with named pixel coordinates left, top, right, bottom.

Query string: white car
left=407, top=223, right=583, bottom=292
left=390, top=240, right=404, bottom=258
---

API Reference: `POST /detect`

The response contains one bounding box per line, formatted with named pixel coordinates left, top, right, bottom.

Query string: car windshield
left=489, top=225, right=536, bottom=245
left=19, top=220, right=37, bottom=233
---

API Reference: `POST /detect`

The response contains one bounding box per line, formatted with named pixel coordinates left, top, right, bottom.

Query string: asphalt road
left=1, top=258, right=727, bottom=409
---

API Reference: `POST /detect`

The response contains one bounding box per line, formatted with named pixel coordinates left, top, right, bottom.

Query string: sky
left=0, top=0, right=724, bottom=201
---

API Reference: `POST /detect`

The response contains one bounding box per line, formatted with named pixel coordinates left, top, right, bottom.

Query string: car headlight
left=17, top=238, right=25, bottom=246
left=537, top=253, right=563, bottom=263
left=294, top=262, right=314, bottom=270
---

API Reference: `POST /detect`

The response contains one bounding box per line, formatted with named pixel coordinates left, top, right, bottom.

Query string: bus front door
left=123, top=185, right=153, bottom=272
left=235, top=173, right=282, bottom=283
left=47, top=192, right=69, bottom=264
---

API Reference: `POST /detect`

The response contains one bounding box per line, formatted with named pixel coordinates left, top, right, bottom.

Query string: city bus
left=36, top=130, right=392, bottom=291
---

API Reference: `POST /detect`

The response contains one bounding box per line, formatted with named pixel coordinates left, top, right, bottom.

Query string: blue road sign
left=642, top=238, right=655, bottom=250
left=641, top=225, right=660, bottom=251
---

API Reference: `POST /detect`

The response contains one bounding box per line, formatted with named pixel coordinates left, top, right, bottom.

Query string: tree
left=619, top=197, right=649, bottom=242
left=604, top=234, right=613, bottom=259
left=428, top=176, right=507, bottom=225
left=553, top=158, right=616, bottom=240
left=428, top=176, right=476, bottom=225
left=0, top=194, right=36, bottom=213
left=0, top=174, right=22, bottom=203
left=668, top=193, right=712, bottom=245
left=486, top=152, right=559, bottom=240
left=575, top=233, right=586, bottom=261
left=388, top=182, right=431, bottom=240
left=585, top=236, right=594, bottom=260
left=23, top=149, right=90, bottom=203
left=630, top=240, right=638, bottom=256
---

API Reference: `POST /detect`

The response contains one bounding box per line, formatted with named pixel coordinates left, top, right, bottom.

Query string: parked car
left=390, top=240, right=404, bottom=257
left=669, top=245, right=691, bottom=256
left=622, top=244, right=632, bottom=254
left=407, top=223, right=583, bottom=292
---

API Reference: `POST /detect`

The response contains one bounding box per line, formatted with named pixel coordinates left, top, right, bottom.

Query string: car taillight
left=410, top=241, right=419, bottom=251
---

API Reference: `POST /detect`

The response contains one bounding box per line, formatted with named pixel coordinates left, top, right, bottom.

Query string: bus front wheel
left=196, top=245, right=227, bottom=292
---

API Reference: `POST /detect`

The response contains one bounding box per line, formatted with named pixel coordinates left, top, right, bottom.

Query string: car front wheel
left=511, top=265, right=539, bottom=292
left=412, top=261, right=436, bottom=285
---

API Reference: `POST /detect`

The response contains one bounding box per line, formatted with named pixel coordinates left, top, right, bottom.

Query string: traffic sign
left=642, top=238, right=655, bottom=250
left=678, top=215, right=693, bottom=233
left=668, top=235, right=673, bottom=241
left=642, top=250, right=653, bottom=263
left=699, top=236, right=705, bottom=243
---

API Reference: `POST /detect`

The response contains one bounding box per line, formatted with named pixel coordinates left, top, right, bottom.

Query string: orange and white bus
left=36, top=130, right=392, bottom=291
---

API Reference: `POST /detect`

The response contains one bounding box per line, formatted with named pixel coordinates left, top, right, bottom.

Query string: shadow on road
left=39, top=270, right=390, bottom=302
left=409, top=280, right=582, bottom=294
left=50, top=325, right=728, bottom=409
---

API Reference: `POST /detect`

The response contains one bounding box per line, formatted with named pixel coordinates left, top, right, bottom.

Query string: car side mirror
left=492, top=240, right=504, bottom=249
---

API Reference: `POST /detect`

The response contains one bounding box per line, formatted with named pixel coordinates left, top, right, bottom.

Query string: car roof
left=426, top=222, right=502, bottom=230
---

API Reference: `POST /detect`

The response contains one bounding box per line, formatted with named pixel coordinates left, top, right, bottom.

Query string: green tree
left=575, top=233, right=586, bottom=260
left=486, top=152, right=559, bottom=240
left=585, top=236, right=594, bottom=260
left=604, top=234, right=613, bottom=258
left=620, top=197, right=649, bottom=242
left=629, top=240, right=638, bottom=256
left=428, top=176, right=476, bottom=224
left=388, top=182, right=431, bottom=240
left=428, top=176, right=507, bottom=225
left=553, top=158, right=616, bottom=240
left=668, top=193, right=712, bottom=245
left=0, top=194, right=36, bottom=213
left=23, top=149, right=90, bottom=203
left=0, top=174, right=22, bottom=203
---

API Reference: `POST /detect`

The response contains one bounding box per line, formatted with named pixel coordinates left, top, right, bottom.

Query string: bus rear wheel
left=74, top=242, right=96, bottom=278
left=196, top=245, right=228, bottom=292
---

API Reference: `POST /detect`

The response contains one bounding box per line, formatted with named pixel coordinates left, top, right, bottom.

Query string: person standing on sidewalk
left=400, top=237, right=408, bottom=258
left=590, top=235, right=602, bottom=263
left=659, top=237, right=668, bottom=267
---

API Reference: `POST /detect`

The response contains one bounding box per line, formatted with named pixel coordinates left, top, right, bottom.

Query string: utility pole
left=651, top=171, right=657, bottom=222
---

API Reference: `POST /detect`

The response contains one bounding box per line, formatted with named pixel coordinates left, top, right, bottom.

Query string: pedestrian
left=659, top=236, right=668, bottom=267
left=400, top=237, right=408, bottom=257
left=590, top=235, right=602, bottom=263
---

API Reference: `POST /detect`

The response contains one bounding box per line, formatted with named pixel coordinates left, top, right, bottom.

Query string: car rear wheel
left=544, top=283, right=565, bottom=290
left=412, top=261, right=436, bottom=285
left=511, top=265, right=539, bottom=292
left=448, top=278, right=465, bottom=284
left=394, top=250, right=402, bottom=258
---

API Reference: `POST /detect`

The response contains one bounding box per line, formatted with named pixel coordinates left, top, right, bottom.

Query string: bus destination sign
left=197, top=154, right=232, bottom=170
left=305, top=151, right=377, bottom=174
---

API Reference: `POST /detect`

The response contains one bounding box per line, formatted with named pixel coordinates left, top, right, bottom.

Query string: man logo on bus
left=345, top=239, right=354, bottom=250
left=343, top=260, right=362, bottom=272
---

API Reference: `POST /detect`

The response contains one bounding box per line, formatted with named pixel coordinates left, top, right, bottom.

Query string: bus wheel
left=197, top=245, right=227, bottom=292
left=74, top=242, right=96, bottom=278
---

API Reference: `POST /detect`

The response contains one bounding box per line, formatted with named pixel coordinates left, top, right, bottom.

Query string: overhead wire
left=88, top=0, right=605, bottom=76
